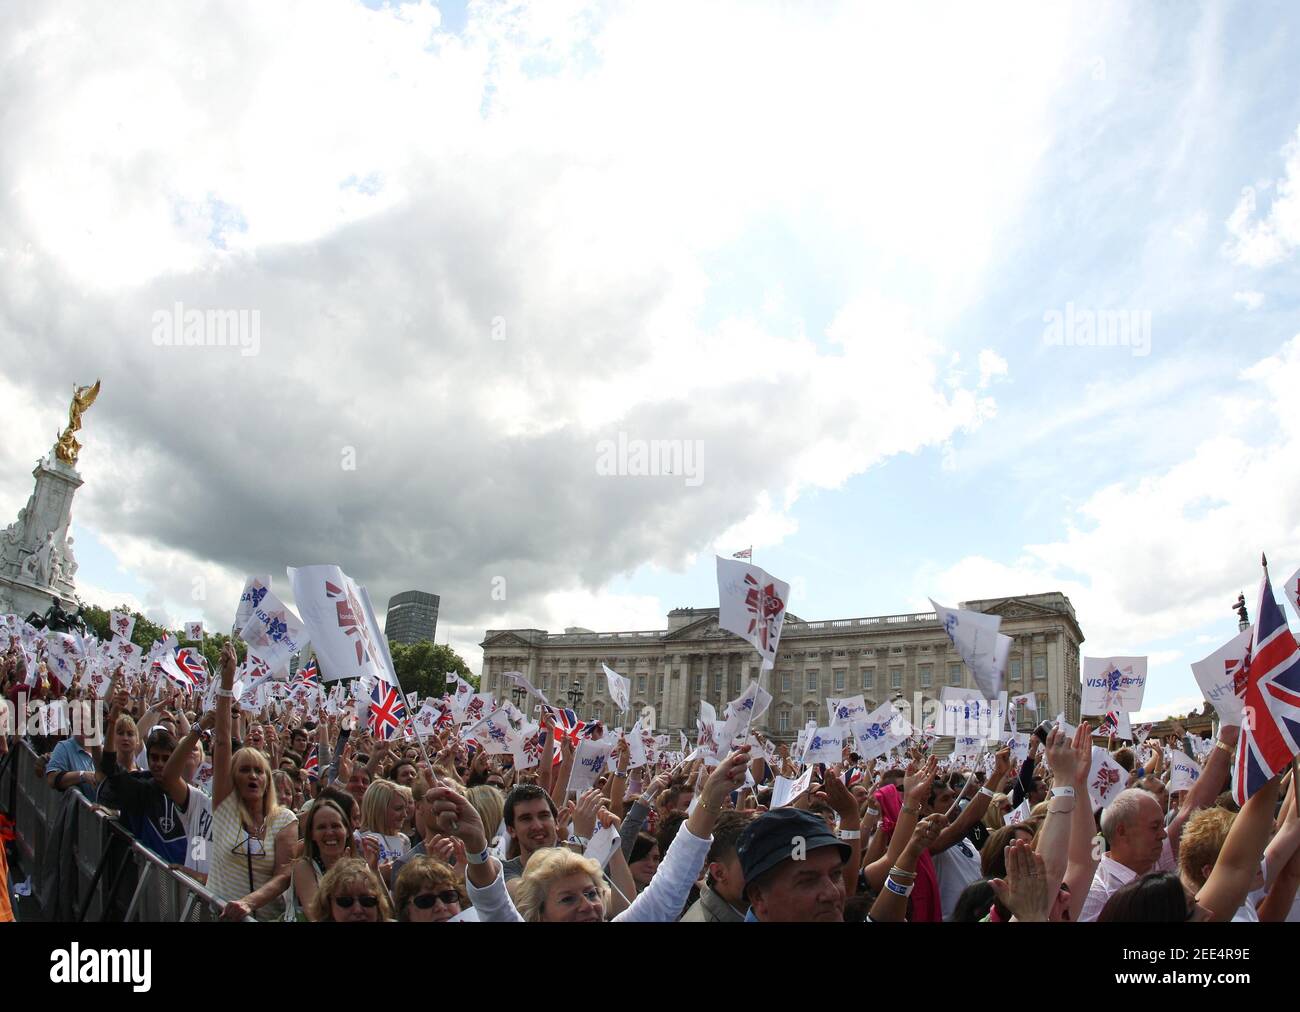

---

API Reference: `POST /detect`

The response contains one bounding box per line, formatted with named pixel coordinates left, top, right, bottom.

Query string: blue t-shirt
left=47, top=738, right=96, bottom=799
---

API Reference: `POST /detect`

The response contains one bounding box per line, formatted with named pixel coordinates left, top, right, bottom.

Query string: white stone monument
left=0, top=382, right=98, bottom=618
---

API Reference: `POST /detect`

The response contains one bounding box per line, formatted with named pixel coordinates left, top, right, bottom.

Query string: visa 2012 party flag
left=716, top=556, right=789, bottom=670
left=602, top=664, right=631, bottom=712
left=850, top=702, right=913, bottom=761
left=1191, top=627, right=1252, bottom=728
left=930, top=599, right=1009, bottom=700
left=801, top=726, right=844, bottom=766
left=1081, top=656, right=1147, bottom=713
left=287, top=565, right=395, bottom=687
left=238, top=588, right=309, bottom=676
left=827, top=694, right=867, bottom=728
left=234, top=575, right=274, bottom=635
left=1168, top=751, right=1202, bottom=794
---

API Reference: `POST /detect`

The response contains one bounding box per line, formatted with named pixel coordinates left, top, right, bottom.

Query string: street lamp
left=566, top=679, right=584, bottom=713
left=510, top=686, right=527, bottom=710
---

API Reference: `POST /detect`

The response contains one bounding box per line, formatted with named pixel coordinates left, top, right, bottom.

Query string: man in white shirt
left=1080, top=788, right=1176, bottom=921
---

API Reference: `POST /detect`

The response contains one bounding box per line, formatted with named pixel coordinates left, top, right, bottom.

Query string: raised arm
left=930, top=750, right=1009, bottom=853
left=1167, top=725, right=1238, bottom=855
left=869, top=814, right=942, bottom=922
left=212, top=642, right=237, bottom=810
left=1196, top=774, right=1281, bottom=921
left=864, top=757, right=934, bottom=892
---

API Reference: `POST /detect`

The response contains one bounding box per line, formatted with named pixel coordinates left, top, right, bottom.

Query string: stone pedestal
left=0, top=454, right=82, bottom=615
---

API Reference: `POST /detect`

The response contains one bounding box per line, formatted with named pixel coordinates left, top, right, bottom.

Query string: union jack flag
left=368, top=681, right=408, bottom=740
left=303, top=745, right=319, bottom=780
left=297, top=658, right=320, bottom=684
left=175, top=648, right=208, bottom=686
left=732, top=547, right=752, bottom=560
left=1233, top=568, right=1300, bottom=804
left=543, top=705, right=587, bottom=745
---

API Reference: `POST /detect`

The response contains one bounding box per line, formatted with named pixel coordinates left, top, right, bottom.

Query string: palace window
left=1010, top=658, right=1023, bottom=682
left=862, top=669, right=874, bottom=690
left=834, top=669, right=845, bottom=691
left=919, top=664, right=932, bottom=688
left=806, top=671, right=818, bottom=691
left=890, top=667, right=903, bottom=690
left=1033, top=655, right=1047, bottom=681
left=948, top=663, right=962, bottom=686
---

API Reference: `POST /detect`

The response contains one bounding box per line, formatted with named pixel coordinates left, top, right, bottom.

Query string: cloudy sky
left=3, top=1, right=1299, bottom=720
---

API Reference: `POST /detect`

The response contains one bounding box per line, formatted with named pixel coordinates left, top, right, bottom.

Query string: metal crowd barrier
left=1, top=738, right=248, bottom=922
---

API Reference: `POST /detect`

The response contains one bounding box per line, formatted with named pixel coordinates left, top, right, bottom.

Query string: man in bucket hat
left=736, top=807, right=851, bottom=922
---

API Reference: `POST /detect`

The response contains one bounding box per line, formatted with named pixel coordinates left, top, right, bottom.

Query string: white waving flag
left=1009, top=692, right=1038, bottom=714
left=850, top=701, right=913, bottom=761
left=287, top=565, right=395, bottom=687
left=717, top=556, right=790, bottom=670
left=109, top=610, right=136, bottom=642
left=1190, top=628, right=1252, bottom=728
left=719, top=679, right=771, bottom=747
left=930, top=599, right=1007, bottom=699
left=234, top=575, right=274, bottom=636
left=1283, top=564, right=1300, bottom=619
left=185, top=621, right=204, bottom=642
left=503, top=670, right=550, bottom=706
left=800, top=725, right=845, bottom=766
left=1168, top=751, right=1202, bottom=794
left=1087, top=746, right=1127, bottom=811
left=827, top=694, right=867, bottom=727
left=602, top=664, right=631, bottom=713
left=1081, top=656, right=1147, bottom=713
left=238, top=588, right=309, bottom=676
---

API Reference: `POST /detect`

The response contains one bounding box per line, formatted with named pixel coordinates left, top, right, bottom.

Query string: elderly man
left=1080, top=788, right=1177, bottom=921
left=736, top=808, right=851, bottom=922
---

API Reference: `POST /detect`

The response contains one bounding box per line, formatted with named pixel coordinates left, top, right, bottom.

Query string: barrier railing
left=1, top=738, right=247, bottom=921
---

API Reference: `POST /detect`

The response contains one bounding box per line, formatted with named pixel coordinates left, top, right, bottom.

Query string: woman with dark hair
left=286, top=798, right=363, bottom=921
left=1097, top=872, right=1208, bottom=922
left=949, top=879, right=998, bottom=922
left=626, top=833, right=660, bottom=893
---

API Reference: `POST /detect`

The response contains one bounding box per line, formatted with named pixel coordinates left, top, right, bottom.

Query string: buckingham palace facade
left=481, top=592, right=1084, bottom=739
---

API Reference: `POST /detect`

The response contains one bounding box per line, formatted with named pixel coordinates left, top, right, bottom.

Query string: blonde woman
left=983, top=793, right=1010, bottom=832
left=466, top=784, right=506, bottom=851
left=308, top=857, right=393, bottom=922
left=360, top=779, right=412, bottom=882
left=210, top=643, right=299, bottom=921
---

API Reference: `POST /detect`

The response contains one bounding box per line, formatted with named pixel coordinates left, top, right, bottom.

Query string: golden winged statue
left=54, top=379, right=101, bottom=466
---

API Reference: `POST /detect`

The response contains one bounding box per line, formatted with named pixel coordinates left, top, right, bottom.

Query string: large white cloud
left=0, top=1, right=1110, bottom=670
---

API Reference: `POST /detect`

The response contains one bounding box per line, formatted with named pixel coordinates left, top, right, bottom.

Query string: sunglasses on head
left=412, top=891, right=460, bottom=909
left=333, top=894, right=379, bottom=909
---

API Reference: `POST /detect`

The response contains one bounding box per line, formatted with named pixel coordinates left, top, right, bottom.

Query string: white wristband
left=838, top=828, right=861, bottom=840
left=465, top=845, right=491, bottom=865
left=1051, top=786, right=1076, bottom=799
left=215, top=688, right=235, bottom=698
left=978, top=786, right=995, bottom=798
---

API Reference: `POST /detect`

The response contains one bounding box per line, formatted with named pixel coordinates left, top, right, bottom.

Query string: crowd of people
left=5, top=626, right=1300, bottom=924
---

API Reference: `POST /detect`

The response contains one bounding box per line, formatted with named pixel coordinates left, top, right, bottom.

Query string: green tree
left=388, top=640, right=476, bottom=699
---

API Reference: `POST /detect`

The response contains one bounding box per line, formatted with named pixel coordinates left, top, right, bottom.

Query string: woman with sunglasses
left=308, top=857, right=393, bottom=922
left=393, top=856, right=471, bottom=922
left=210, top=643, right=299, bottom=921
